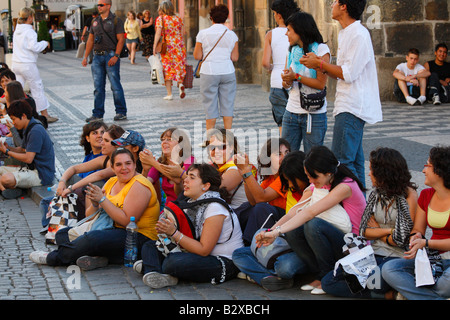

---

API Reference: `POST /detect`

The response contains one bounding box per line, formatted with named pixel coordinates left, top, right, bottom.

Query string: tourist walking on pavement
left=300, top=0, right=382, bottom=188
left=124, top=10, right=142, bottom=65
left=262, top=0, right=300, bottom=135
left=82, top=0, right=127, bottom=122
left=193, top=4, right=239, bottom=131
left=153, top=0, right=187, bottom=101
left=140, top=10, right=155, bottom=60
left=11, top=7, right=58, bottom=123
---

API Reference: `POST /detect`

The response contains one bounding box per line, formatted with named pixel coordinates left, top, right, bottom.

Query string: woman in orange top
left=234, top=138, right=291, bottom=245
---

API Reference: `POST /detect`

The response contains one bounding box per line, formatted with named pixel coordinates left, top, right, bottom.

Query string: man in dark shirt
left=82, top=0, right=127, bottom=122
left=424, top=43, right=450, bottom=105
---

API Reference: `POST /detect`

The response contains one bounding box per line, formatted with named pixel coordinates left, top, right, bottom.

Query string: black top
left=141, top=18, right=155, bottom=35
left=428, top=60, right=450, bottom=81
left=90, top=12, right=125, bottom=52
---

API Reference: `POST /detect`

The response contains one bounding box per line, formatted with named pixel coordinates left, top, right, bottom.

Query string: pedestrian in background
left=82, top=0, right=127, bottom=123
left=124, top=10, right=142, bottom=65
left=12, top=7, right=58, bottom=123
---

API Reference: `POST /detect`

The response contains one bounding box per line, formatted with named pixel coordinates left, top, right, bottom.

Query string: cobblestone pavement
left=1, top=50, right=449, bottom=304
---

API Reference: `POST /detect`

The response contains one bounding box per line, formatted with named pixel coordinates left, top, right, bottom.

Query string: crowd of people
left=0, top=0, right=449, bottom=301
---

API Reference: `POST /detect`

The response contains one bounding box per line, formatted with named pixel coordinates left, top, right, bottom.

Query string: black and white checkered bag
left=45, top=194, right=78, bottom=244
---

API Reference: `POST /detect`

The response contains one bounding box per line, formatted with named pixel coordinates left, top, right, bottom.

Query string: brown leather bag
left=155, top=16, right=166, bottom=54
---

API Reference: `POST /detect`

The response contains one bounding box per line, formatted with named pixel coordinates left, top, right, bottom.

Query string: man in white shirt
left=300, top=0, right=382, bottom=188
left=393, top=48, right=430, bottom=106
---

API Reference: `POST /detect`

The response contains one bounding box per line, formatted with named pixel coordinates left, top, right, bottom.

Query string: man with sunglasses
left=82, top=0, right=127, bottom=123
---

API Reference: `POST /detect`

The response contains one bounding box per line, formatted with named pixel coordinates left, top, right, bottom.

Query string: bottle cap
left=47, top=187, right=51, bottom=191
left=130, top=216, right=135, bottom=222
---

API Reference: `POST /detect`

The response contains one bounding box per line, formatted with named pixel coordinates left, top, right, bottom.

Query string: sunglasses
left=97, top=3, right=109, bottom=7
left=207, top=144, right=227, bottom=152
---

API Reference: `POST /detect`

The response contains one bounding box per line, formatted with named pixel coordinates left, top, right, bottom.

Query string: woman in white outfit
left=12, top=7, right=58, bottom=123
left=262, top=0, right=300, bottom=135
left=193, top=4, right=239, bottom=132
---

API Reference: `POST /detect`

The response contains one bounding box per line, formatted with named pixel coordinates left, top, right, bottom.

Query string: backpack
left=155, top=197, right=235, bottom=256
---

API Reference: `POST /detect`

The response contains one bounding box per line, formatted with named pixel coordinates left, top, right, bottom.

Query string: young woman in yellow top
left=124, top=10, right=143, bottom=64
left=29, top=148, right=160, bottom=270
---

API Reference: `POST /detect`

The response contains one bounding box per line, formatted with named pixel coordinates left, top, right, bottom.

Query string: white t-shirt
left=202, top=202, right=243, bottom=259
left=224, top=166, right=248, bottom=209
left=196, top=24, right=238, bottom=75
left=395, top=62, right=425, bottom=86
left=270, top=27, right=289, bottom=89
left=286, top=43, right=330, bottom=114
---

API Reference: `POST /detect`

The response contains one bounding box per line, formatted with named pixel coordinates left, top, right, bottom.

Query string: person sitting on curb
left=424, top=43, right=450, bottom=105
left=393, top=48, right=430, bottom=106
left=0, top=99, right=55, bottom=199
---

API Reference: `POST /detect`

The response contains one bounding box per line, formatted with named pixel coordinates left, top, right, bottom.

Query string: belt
left=94, top=51, right=107, bottom=55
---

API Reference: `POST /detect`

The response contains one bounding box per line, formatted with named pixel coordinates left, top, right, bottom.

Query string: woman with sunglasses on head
left=139, top=127, right=194, bottom=206
left=207, top=128, right=249, bottom=209
left=322, top=147, right=418, bottom=299
left=139, top=163, right=243, bottom=288
left=256, top=146, right=366, bottom=295
left=232, top=151, right=311, bottom=291
left=382, top=146, right=450, bottom=300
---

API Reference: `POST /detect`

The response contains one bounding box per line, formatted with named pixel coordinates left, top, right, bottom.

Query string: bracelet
left=98, top=195, right=106, bottom=204
left=275, top=225, right=282, bottom=237
left=67, top=185, right=73, bottom=192
left=170, top=229, right=178, bottom=237
left=386, top=234, right=392, bottom=246
left=180, top=169, right=186, bottom=179
left=242, top=171, right=253, bottom=179
left=176, top=233, right=184, bottom=245
left=5, top=148, right=9, bottom=156
left=295, top=73, right=302, bottom=82
left=425, top=239, right=429, bottom=248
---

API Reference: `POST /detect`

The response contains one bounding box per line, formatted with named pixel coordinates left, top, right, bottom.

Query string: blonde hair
left=159, top=1, right=175, bottom=16
left=18, top=7, right=34, bottom=24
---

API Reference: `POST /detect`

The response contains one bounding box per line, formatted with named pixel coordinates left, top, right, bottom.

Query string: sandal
left=179, top=84, right=185, bottom=99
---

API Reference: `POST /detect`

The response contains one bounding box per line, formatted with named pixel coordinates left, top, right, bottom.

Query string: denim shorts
left=269, top=87, right=288, bottom=127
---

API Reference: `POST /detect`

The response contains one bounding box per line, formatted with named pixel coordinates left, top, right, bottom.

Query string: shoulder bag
left=98, top=16, right=128, bottom=58
left=195, top=29, right=227, bottom=78
left=155, top=16, right=167, bottom=55
left=67, top=208, right=114, bottom=242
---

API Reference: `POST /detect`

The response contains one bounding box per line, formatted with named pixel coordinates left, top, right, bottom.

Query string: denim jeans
left=281, top=110, right=327, bottom=154
left=331, top=112, right=366, bottom=188
left=141, top=241, right=239, bottom=284
left=269, top=88, right=288, bottom=127
left=428, top=72, right=449, bottom=103
left=232, top=246, right=308, bottom=285
left=381, top=257, right=450, bottom=300
left=91, top=51, right=127, bottom=118
left=321, top=255, right=398, bottom=299
left=46, top=227, right=149, bottom=266
left=284, top=217, right=345, bottom=279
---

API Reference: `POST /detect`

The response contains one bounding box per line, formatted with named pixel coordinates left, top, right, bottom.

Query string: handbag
left=148, top=54, right=165, bottom=85
left=67, top=208, right=114, bottom=242
left=333, top=233, right=377, bottom=294
left=195, top=29, right=227, bottom=78
left=45, top=194, right=79, bottom=244
left=184, top=64, right=194, bottom=88
left=299, top=85, right=327, bottom=112
left=155, top=16, right=167, bottom=55
left=250, top=214, right=293, bottom=270
left=76, top=41, right=86, bottom=59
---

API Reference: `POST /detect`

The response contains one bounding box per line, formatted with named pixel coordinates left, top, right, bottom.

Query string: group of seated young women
left=29, top=124, right=450, bottom=300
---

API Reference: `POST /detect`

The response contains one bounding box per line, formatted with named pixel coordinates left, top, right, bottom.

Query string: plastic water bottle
left=47, top=184, right=58, bottom=193
left=124, top=216, right=138, bottom=267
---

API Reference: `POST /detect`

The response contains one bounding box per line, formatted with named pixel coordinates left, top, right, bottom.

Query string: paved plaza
left=1, top=50, right=449, bottom=304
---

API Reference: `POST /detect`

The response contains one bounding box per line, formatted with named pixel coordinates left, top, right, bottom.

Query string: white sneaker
left=432, top=94, right=441, bottom=105
left=418, top=95, right=426, bottom=105
left=29, top=251, right=48, bottom=264
left=142, top=272, right=178, bottom=289
left=133, top=260, right=143, bottom=274
left=406, top=96, right=418, bottom=106
left=163, top=95, right=173, bottom=100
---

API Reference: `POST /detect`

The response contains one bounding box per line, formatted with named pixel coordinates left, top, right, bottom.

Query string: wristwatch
left=5, top=149, right=10, bottom=156
left=242, top=171, right=253, bottom=179
left=114, top=53, right=120, bottom=58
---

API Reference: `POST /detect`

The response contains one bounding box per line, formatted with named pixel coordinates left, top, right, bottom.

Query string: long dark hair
left=429, top=145, right=450, bottom=189
left=79, top=120, right=107, bottom=156
left=258, top=137, right=291, bottom=180
left=285, top=11, right=324, bottom=54
left=271, top=0, right=300, bottom=22
left=369, top=147, right=417, bottom=198
left=279, top=151, right=308, bottom=193
left=303, top=146, right=365, bottom=192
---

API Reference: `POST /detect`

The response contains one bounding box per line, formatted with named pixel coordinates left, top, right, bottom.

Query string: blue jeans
left=331, top=112, right=366, bottom=188
left=91, top=51, right=127, bottom=117
left=232, top=246, right=308, bottom=285
left=269, top=88, right=288, bottom=127
left=281, top=110, right=327, bottom=154
left=284, top=217, right=344, bottom=279
left=381, top=257, right=450, bottom=300
left=321, top=255, right=398, bottom=299
left=141, top=241, right=239, bottom=284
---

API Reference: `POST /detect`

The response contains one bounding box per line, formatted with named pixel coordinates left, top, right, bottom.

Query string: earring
left=202, top=188, right=206, bottom=191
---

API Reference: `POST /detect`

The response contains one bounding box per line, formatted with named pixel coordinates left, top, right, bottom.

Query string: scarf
left=184, top=191, right=223, bottom=238
left=359, top=189, right=413, bottom=249
left=286, top=42, right=319, bottom=79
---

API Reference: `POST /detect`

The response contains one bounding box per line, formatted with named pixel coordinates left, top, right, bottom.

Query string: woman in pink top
left=140, top=127, right=194, bottom=206
left=256, top=146, right=366, bottom=295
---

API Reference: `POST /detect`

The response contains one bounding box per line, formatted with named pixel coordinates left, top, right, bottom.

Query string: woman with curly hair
left=321, top=147, right=418, bottom=299
left=382, top=146, right=450, bottom=300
